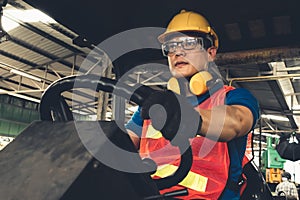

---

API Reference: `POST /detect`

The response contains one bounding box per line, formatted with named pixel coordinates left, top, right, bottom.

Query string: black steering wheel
left=39, top=74, right=192, bottom=191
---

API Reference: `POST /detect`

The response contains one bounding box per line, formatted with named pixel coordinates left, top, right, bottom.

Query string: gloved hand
left=141, top=90, right=202, bottom=146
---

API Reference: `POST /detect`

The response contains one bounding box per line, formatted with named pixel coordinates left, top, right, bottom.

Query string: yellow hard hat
left=158, top=10, right=219, bottom=48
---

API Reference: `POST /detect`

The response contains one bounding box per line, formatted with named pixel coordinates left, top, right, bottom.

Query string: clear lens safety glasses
left=161, top=37, right=204, bottom=57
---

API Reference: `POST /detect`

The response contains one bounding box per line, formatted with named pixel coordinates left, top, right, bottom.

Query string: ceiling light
left=10, top=69, right=42, bottom=82
left=5, top=9, right=56, bottom=24
left=292, top=76, right=300, bottom=80
left=0, top=89, right=40, bottom=103
left=0, top=6, right=10, bottom=43
left=292, top=105, right=300, bottom=110
left=2, top=8, right=57, bottom=32
left=1, top=15, right=18, bottom=32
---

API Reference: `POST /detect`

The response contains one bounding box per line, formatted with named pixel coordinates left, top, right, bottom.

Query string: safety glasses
left=161, top=37, right=204, bottom=57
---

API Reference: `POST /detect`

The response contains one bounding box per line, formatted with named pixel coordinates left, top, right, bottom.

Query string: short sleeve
left=226, top=88, right=260, bottom=130
left=125, top=107, right=143, bottom=137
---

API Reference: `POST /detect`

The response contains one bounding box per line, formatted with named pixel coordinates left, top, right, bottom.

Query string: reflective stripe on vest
left=153, top=164, right=208, bottom=192
left=146, top=124, right=162, bottom=139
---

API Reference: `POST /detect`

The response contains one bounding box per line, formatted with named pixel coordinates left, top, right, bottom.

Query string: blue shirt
left=125, top=88, right=259, bottom=136
left=125, top=87, right=260, bottom=199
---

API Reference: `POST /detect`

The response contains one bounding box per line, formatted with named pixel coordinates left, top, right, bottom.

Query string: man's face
left=163, top=36, right=210, bottom=78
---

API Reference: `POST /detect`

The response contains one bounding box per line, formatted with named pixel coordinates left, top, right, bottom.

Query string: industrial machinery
left=262, top=137, right=286, bottom=184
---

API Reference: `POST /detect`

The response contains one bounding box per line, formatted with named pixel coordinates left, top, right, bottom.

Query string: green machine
left=261, top=136, right=286, bottom=183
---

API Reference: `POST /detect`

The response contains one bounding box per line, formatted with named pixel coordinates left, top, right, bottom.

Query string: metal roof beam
left=216, top=47, right=300, bottom=66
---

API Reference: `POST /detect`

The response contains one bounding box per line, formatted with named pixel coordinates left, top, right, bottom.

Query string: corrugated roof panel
left=8, top=26, right=78, bottom=59
left=0, top=55, right=29, bottom=69
left=0, top=41, right=52, bottom=65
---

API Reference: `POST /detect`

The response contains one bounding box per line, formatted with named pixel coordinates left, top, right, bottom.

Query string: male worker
left=126, top=10, right=260, bottom=199
left=276, top=171, right=299, bottom=200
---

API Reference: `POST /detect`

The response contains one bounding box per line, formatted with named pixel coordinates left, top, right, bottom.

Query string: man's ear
left=207, top=47, right=217, bottom=60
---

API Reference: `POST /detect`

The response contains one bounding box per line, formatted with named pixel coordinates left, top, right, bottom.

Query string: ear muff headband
left=167, top=77, right=181, bottom=94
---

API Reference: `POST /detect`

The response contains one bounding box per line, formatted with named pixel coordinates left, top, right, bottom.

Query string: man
left=126, top=10, right=259, bottom=199
left=276, top=171, right=299, bottom=200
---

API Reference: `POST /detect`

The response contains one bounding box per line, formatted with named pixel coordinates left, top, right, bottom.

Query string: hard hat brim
left=158, top=30, right=205, bottom=43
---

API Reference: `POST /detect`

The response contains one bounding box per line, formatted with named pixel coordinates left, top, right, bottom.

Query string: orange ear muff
left=167, top=71, right=213, bottom=95
left=189, top=71, right=213, bottom=95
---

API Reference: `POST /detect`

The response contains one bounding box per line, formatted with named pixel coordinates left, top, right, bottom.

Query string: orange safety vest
left=140, top=86, right=235, bottom=200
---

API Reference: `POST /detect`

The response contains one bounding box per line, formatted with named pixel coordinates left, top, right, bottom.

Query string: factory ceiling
left=0, top=0, right=300, bottom=143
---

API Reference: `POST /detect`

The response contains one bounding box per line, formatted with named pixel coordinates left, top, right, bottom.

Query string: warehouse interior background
left=0, top=0, right=300, bottom=189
